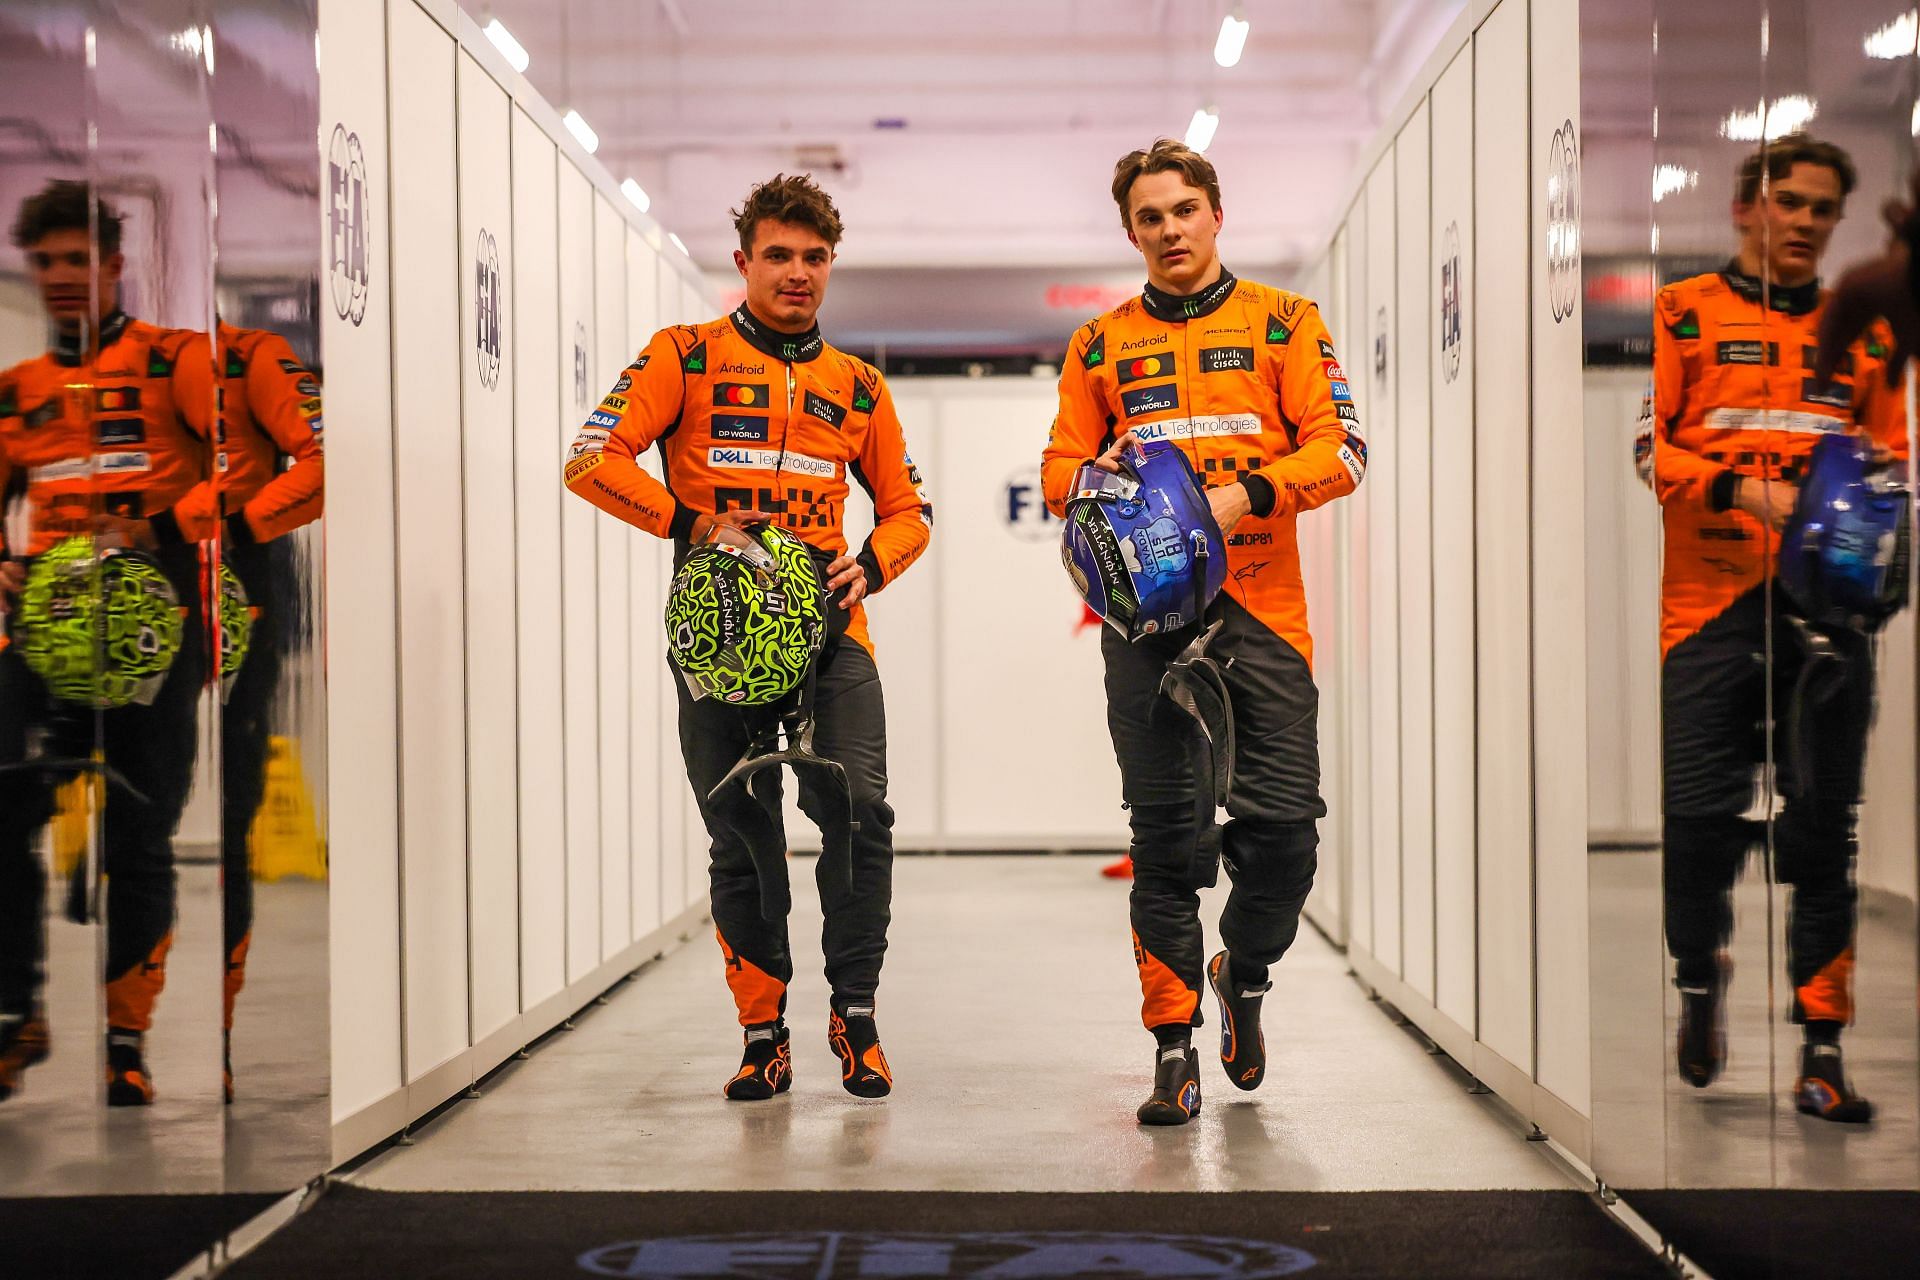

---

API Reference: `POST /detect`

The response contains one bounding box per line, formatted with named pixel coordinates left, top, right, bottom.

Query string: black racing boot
left=723, top=1022, right=791, bottom=1101
left=106, top=1028, right=155, bottom=1106
left=828, top=1003, right=892, bottom=1099
left=1795, top=1041, right=1874, bottom=1124
left=1136, top=1042, right=1202, bottom=1126
left=0, top=1010, right=50, bottom=1102
left=1675, top=968, right=1726, bottom=1089
left=1208, top=951, right=1271, bottom=1091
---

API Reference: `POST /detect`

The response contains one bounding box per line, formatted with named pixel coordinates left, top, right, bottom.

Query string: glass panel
left=209, top=0, right=329, bottom=1190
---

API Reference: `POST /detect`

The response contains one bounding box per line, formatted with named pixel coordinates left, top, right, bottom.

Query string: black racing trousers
left=218, top=536, right=291, bottom=1026
left=0, top=546, right=205, bottom=1030
left=1661, top=584, right=1873, bottom=1024
left=675, top=634, right=895, bottom=1026
left=1102, top=593, right=1323, bottom=1038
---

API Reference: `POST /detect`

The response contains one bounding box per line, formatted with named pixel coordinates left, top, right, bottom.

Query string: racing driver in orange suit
left=1043, top=139, right=1364, bottom=1125
left=565, top=174, right=930, bottom=1102
left=1650, top=133, right=1906, bottom=1123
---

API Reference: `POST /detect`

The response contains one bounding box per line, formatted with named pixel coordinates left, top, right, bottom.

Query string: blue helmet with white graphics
left=1061, top=439, right=1227, bottom=640
left=1779, top=433, right=1911, bottom=632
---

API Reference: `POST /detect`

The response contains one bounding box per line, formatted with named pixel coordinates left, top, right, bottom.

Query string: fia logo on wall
left=326, top=124, right=370, bottom=326
left=1439, top=221, right=1463, bottom=384
left=475, top=229, right=502, bottom=390
left=1003, top=468, right=1060, bottom=542
left=1546, top=118, right=1581, bottom=324
left=573, top=321, right=590, bottom=407
left=1373, top=306, right=1389, bottom=386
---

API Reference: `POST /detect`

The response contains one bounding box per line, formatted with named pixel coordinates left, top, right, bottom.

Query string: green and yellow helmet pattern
left=18, top=537, right=184, bottom=708
left=215, top=560, right=253, bottom=681
left=666, top=525, right=826, bottom=705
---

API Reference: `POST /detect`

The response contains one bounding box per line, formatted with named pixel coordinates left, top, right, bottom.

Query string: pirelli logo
left=1114, top=353, right=1176, bottom=386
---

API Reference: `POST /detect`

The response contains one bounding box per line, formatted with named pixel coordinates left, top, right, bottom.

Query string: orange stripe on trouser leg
left=1133, top=930, right=1197, bottom=1031
left=716, top=929, right=785, bottom=1026
left=106, top=930, right=174, bottom=1032
left=223, top=932, right=252, bottom=1030
left=1797, top=946, right=1855, bottom=1024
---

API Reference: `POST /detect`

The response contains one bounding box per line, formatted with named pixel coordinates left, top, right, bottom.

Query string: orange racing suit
left=1042, top=269, right=1362, bottom=1038
left=1652, top=264, right=1907, bottom=1028
left=564, top=303, right=931, bottom=1026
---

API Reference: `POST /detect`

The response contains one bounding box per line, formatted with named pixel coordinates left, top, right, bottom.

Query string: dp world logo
left=326, top=124, right=370, bottom=325
left=1003, top=468, right=1060, bottom=543
left=1546, top=118, right=1581, bottom=324
left=475, top=229, right=502, bottom=390
left=577, top=1232, right=1318, bottom=1279
left=1439, top=221, right=1463, bottom=385
left=573, top=321, right=590, bottom=407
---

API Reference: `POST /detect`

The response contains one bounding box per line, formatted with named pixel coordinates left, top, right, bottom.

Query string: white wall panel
left=935, top=386, right=1120, bottom=843
left=558, top=162, right=602, bottom=978
left=1429, top=47, right=1478, bottom=1034
left=1363, top=155, right=1402, bottom=976
left=1529, top=0, right=1590, bottom=1112
left=625, top=230, right=663, bottom=937
left=455, top=51, right=520, bottom=1044
left=1394, top=101, right=1437, bottom=1002
left=1336, top=222, right=1371, bottom=955
left=321, top=0, right=403, bottom=1123
left=593, top=197, right=633, bottom=959
left=388, top=0, right=469, bottom=1079
left=1472, top=0, right=1535, bottom=1073
left=510, top=109, right=567, bottom=1010
left=1310, top=232, right=1352, bottom=944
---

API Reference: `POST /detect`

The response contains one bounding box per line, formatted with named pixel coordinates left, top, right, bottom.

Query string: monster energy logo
left=782, top=342, right=798, bottom=359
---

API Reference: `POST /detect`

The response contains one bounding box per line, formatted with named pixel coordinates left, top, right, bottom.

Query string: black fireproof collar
left=1720, top=260, right=1820, bottom=317
left=730, top=303, right=823, bottom=363
left=52, top=308, right=130, bottom=367
left=1142, top=268, right=1238, bottom=324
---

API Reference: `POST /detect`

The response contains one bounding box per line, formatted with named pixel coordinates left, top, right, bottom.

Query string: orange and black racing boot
left=1137, top=1041, right=1202, bottom=1126
left=1795, top=1039, right=1874, bottom=1124
left=723, top=1021, right=791, bottom=1101
left=0, top=1010, right=51, bottom=1102
left=828, top=1003, right=892, bottom=1099
left=106, top=1028, right=156, bottom=1106
left=1208, top=951, right=1270, bottom=1091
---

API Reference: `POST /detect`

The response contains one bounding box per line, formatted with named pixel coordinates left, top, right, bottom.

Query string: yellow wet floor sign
left=249, top=735, right=327, bottom=882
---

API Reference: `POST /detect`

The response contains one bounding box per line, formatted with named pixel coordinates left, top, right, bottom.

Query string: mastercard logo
left=714, top=382, right=768, bottom=409
left=1128, top=357, right=1164, bottom=378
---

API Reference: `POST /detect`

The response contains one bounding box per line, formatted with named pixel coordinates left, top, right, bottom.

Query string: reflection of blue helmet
left=1062, top=439, right=1227, bottom=640
left=1780, top=434, right=1911, bottom=631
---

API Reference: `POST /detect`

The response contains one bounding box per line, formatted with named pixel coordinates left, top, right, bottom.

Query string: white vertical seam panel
left=593, top=195, right=632, bottom=960
left=625, top=228, right=663, bottom=937
left=1364, top=154, right=1403, bottom=976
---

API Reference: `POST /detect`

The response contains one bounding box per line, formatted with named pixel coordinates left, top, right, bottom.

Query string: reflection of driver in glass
left=1649, top=136, right=1908, bottom=1123
left=0, top=181, right=215, bottom=1106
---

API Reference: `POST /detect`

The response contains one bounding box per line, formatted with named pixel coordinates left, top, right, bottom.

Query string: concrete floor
left=359, top=855, right=1575, bottom=1193
left=1590, top=850, right=1920, bottom=1192
left=0, top=863, right=330, bottom=1196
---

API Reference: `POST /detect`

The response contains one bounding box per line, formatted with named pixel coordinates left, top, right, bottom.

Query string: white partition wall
left=321, top=0, right=403, bottom=1132
left=322, top=0, right=718, bottom=1162
left=1363, top=157, right=1402, bottom=975
left=510, top=108, right=567, bottom=1014
left=1301, top=0, right=1598, bottom=1159
left=1395, top=102, right=1437, bottom=1004
left=1429, top=43, right=1478, bottom=1038
left=556, top=161, right=602, bottom=982
left=387, top=0, right=470, bottom=1085
left=456, top=50, right=521, bottom=1049
left=1528, top=0, right=1593, bottom=1120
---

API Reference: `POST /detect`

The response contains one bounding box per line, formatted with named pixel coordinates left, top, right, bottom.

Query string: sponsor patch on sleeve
left=564, top=453, right=603, bottom=484
left=586, top=410, right=620, bottom=429
left=626, top=355, right=651, bottom=373
left=599, top=394, right=628, bottom=412
left=612, top=373, right=633, bottom=392
left=1317, top=339, right=1337, bottom=359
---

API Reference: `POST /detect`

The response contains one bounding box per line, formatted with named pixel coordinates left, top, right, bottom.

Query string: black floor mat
left=0, top=1192, right=279, bottom=1280
left=223, top=1186, right=1667, bottom=1279
left=1628, top=1189, right=1920, bottom=1280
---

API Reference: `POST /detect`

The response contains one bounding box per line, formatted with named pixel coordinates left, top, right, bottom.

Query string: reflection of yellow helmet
left=215, top=560, right=253, bottom=682
left=18, top=537, right=184, bottom=707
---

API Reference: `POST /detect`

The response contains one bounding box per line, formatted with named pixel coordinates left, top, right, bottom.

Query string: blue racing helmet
left=1779, top=433, right=1911, bottom=632
left=1061, top=439, right=1227, bottom=640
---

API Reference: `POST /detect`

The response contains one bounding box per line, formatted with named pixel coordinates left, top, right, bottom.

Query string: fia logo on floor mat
left=577, top=1231, right=1318, bottom=1278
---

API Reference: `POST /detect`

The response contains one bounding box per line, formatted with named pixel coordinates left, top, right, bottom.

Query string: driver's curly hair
left=732, top=173, right=844, bottom=254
